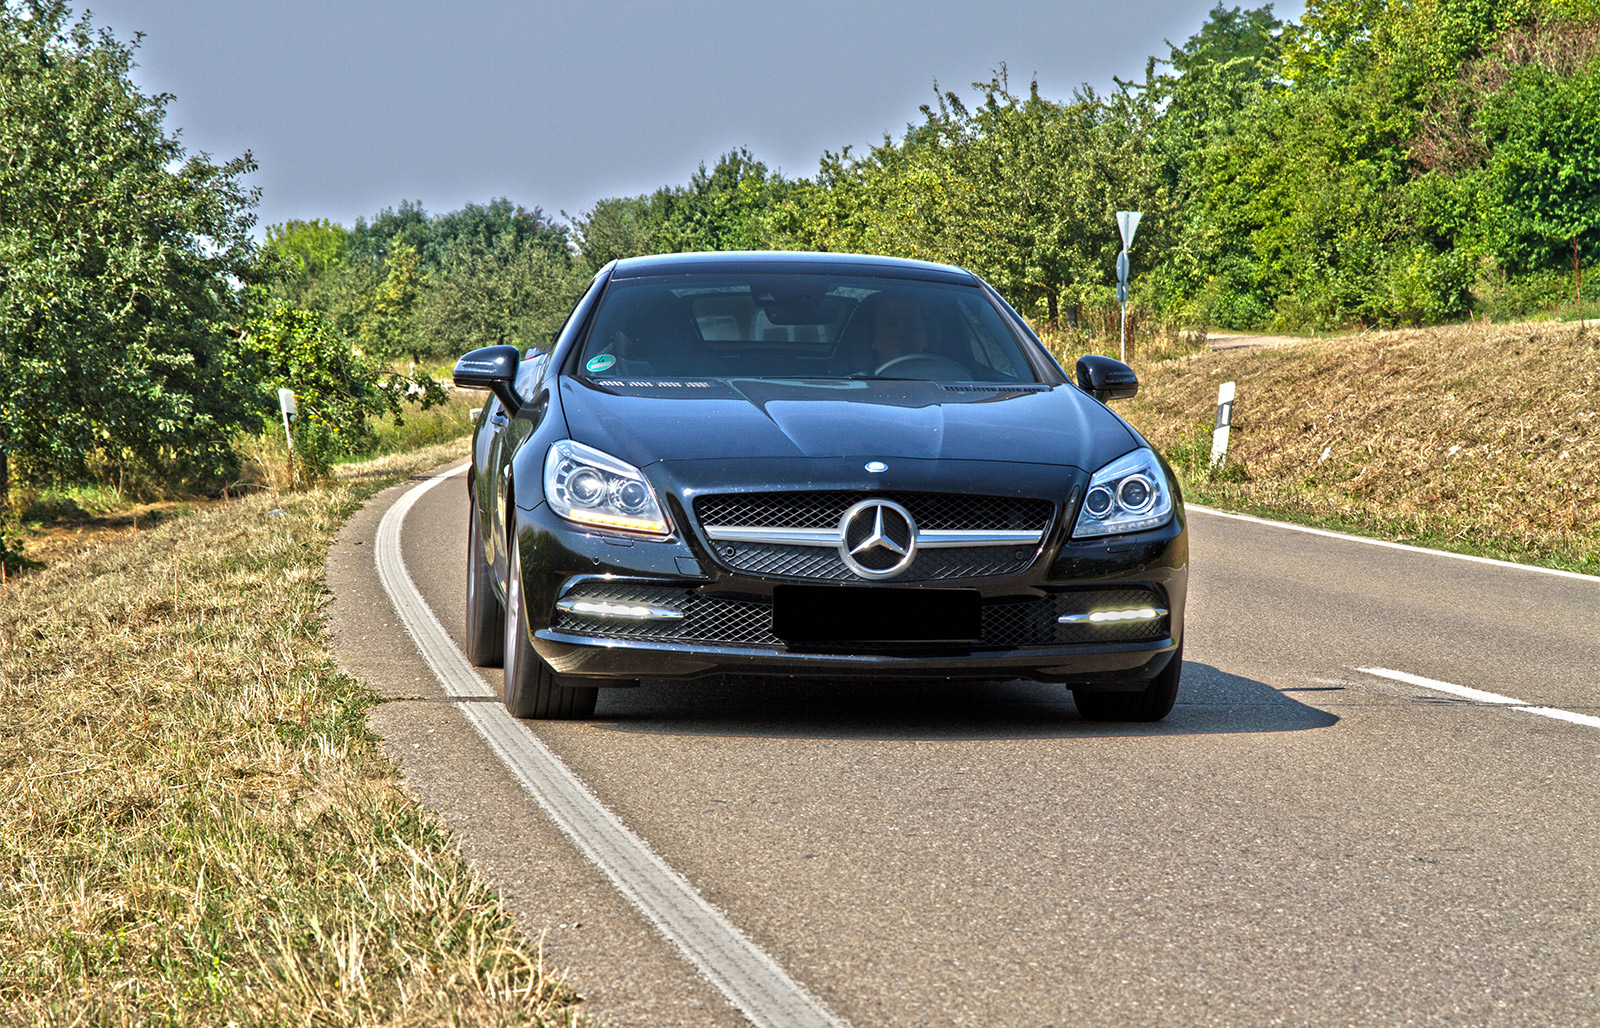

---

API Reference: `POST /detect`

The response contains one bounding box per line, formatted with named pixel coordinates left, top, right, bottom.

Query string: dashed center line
left=1356, top=667, right=1600, bottom=730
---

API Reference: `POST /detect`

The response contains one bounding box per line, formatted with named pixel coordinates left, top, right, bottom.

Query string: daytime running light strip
left=1058, top=607, right=1167, bottom=625
left=555, top=598, right=686, bottom=621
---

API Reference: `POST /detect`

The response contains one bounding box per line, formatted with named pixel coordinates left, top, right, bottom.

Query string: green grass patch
left=355, top=387, right=481, bottom=459
left=0, top=440, right=586, bottom=1025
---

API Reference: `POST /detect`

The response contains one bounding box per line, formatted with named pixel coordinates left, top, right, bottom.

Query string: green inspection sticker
left=585, top=353, right=616, bottom=373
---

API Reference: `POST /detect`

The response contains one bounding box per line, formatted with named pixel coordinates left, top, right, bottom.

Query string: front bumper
left=513, top=493, right=1187, bottom=689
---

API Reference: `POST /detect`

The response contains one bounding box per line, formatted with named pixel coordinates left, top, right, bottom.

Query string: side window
left=513, top=353, right=545, bottom=398
left=957, top=297, right=1022, bottom=379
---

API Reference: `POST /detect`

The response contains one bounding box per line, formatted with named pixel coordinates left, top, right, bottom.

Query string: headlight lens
left=544, top=439, right=671, bottom=536
left=1072, top=447, right=1173, bottom=538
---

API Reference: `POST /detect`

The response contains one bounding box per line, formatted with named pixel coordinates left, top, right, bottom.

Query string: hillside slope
left=1122, top=320, right=1600, bottom=574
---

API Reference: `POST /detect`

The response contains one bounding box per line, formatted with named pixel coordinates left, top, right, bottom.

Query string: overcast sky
left=82, top=0, right=1305, bottom=234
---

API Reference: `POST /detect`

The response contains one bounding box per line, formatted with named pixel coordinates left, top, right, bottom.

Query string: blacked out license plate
left=772, top=585, right=981, bottom=643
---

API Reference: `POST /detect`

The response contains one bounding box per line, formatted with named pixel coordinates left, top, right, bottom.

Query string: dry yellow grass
left=1123, top=319, right=1600, bottom=572
left=0, top=441, right=586, bottom=1026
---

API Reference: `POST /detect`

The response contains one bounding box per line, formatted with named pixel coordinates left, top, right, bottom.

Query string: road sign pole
left=1114, top=212, right=1141, bottom=365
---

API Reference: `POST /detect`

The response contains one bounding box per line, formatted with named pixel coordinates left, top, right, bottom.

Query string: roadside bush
left=246, top=299, right=445, bottom=465
left=1476, top=263, right=1599, bottom=320
left=1385, top=245, right=1477, bottom=325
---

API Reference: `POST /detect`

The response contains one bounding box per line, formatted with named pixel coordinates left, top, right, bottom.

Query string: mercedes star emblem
left=838, top=499, right=917, bottom=579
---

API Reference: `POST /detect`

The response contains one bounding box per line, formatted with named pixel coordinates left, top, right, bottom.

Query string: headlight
left=544, top=440, right=671, bottom=536
left=1072, top=447, right=1173, bottom=539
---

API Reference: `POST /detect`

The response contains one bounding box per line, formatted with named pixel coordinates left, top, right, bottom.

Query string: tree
left=570, top=194, right=670, bottom=271
left=0, top=1, right=262, bottom=555
left=355, top=241, right=424, bottom=360
left=413, top=236, right=587, bottom=354
left=1415, top=17, right=1600, bottom=277
left=264, top=218, right=351, bottom=295
left=1149, top=5, right=1285, bottom=195
left=783, top=73, right=1168, bottom=326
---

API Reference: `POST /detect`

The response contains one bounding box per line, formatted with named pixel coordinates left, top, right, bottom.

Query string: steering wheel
left=873, top=353, right=970, bottom=379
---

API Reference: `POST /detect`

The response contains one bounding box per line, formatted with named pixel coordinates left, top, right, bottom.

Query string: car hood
left=558, top=377, right=1139, bottom=472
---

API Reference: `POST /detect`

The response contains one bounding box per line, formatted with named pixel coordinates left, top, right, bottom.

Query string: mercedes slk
left=453, top=251, right=1187, bottom=721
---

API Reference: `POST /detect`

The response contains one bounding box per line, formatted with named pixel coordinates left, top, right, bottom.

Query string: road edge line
left=1188, top=505, right=1600, bottom=584
left=1357, top=667, right=1599, bottom=732
left=372, top=462, right=848, bottom=1028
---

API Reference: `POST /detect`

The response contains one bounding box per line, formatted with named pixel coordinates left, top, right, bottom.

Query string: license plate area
left=772, top=585, right=981, bottom=643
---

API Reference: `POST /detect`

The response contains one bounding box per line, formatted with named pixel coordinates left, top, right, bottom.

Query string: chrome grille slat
left=695, top=491, right=1053, bottom=582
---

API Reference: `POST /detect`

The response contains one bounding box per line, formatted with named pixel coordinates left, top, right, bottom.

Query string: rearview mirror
left=1074, top=354, right=1138, bottom=402
left=453, top=345, right=524, bottom=415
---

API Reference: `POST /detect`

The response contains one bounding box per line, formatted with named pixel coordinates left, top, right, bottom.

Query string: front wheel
left=503, top=530, right=598, bottom=719
left=1072, top=642, right=1182, bottom=722
left=463, top=492, right=503, bottom=667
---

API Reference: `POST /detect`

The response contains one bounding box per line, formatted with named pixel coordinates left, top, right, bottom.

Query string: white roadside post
left=1115, top=210, right=1142, bottom=363
left=1210, top=380, right=1236, bottom=468
left=278, top=388, right=297, bottom=450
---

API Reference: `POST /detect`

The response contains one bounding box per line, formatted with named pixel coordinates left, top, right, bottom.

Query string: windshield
left=576, top=273, right=1040, bottom=383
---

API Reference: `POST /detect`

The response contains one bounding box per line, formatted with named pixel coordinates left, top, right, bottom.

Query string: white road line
left=1512, top=707, right=1600, bottom=730
left=1356, top=667, right=1599, bottom=731
left=1188, top=505, right=1600, bottom=584
left=1354, top=667, right=1527, bottom=705
left=373, top=463, right=847, bottom=1028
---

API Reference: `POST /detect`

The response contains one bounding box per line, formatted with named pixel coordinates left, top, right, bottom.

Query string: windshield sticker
left=585, top=353, right=617, bottom=373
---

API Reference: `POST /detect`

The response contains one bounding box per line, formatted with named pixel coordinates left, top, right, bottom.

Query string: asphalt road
left=328, top=465, right=1600, bottom=1028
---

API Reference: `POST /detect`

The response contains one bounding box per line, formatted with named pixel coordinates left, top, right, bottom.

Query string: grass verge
left=0, top=440, right=586, bottom=1026
left=1123, top=319, right=1600, bottom=575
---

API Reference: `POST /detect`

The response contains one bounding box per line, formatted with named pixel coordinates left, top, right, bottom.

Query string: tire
left=464, top=492, right=504, bottom=667
left=1073, top=642, right=1182, bottom=722
left=503, top=530, right=598, bottom=719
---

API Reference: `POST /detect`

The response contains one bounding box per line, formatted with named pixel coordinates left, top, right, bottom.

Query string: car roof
left=608, top=250, right=979, bottom=285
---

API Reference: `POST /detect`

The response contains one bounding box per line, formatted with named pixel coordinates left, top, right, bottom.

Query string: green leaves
left=245, top=300, right=442, bottom=461
left=263, top=199, right=584, bottom=362
left=0, top=2, right=263, bottom=498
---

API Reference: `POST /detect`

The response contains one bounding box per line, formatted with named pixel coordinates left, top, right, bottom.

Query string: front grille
left=550, top=582, right=1166, bottom=651
left=695, top=491, right=1054, bottom=582
left=697, top=491, right=1051, bottom=531
left=710, top=543, right=1043, bottom=582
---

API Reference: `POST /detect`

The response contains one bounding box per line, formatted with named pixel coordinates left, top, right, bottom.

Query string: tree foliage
left=559, top=0, right=1600, bottom=331
left=264, top=197, right=584, bottom=361
left=245, top=299, right=442, bottom=461
left=0, top=0, right=262, bottom=530
left=15, top=0, right=1594, bottom=551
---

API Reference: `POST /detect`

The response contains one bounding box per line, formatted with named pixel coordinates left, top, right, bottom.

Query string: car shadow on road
left=590, top=661, right=1340, bottom=740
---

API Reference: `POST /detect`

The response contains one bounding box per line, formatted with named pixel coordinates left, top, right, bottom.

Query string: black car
left=453, top=251, right=1186, bottom=721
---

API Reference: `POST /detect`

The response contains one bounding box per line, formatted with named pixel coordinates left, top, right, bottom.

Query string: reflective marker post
left=278, top=388, right=297, bottom=450
left=1115, top=211, right=1142, bottom=363
left=1211, top=380, right=1235, bottom=468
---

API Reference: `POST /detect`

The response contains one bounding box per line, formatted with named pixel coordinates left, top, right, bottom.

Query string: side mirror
left=453, top=345, right=524, bottom=415
left=1074, top=354, right=1139, bottom=402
